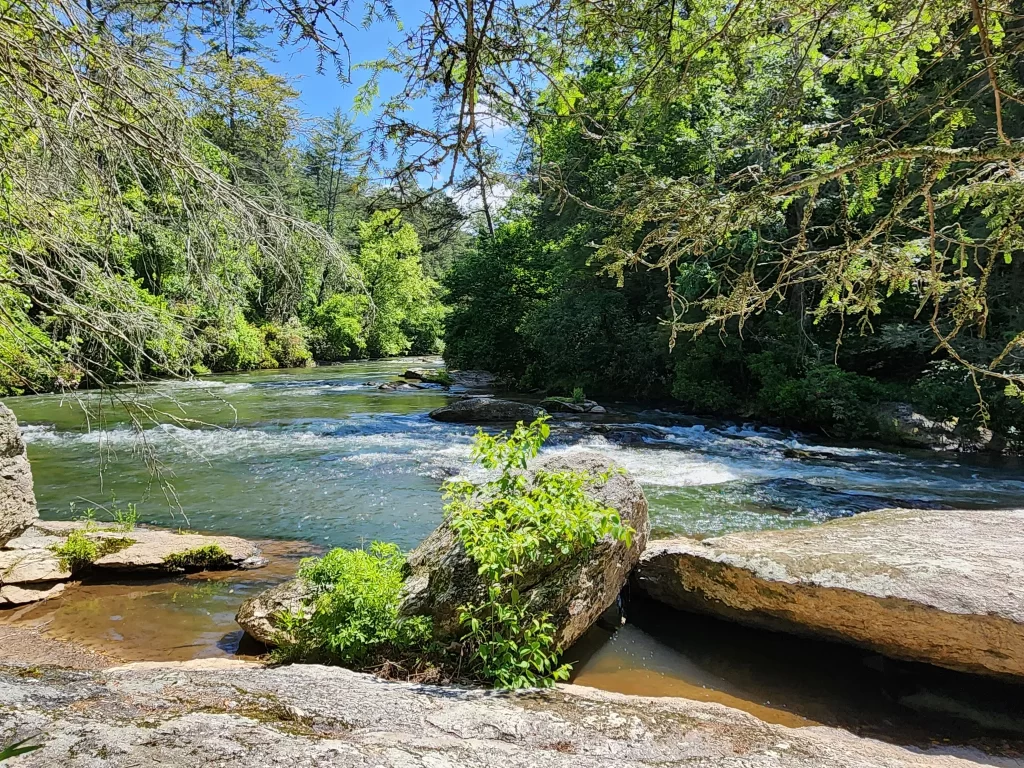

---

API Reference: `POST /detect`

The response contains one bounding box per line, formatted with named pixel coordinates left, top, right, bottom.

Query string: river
left=4, top=357, right=1024, bottom=760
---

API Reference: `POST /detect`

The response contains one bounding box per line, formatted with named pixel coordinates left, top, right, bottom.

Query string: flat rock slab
left=0, top=581, right=65, bottom=605
left=0, top=659, right=986, bottom=767
left=0, top=523, right=265, bottom=607
left=0, top=549, right=71, bottom=584
left=92, top=529, right=261, bottom=570
left=633, top=508, right=1024, bottom=680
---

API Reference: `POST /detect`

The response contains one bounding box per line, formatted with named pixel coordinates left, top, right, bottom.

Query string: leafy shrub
left=0, top=272, right=80, bottom=395
left=750, top=355, right=889, bottom=436
left=261, top=317, right=313, bottom=368
left=443, top=417, right=633, bottom=689
left=201, top=308, right=266, bottom=371
left=275, top=542, right=433, bottom=667
left=307, top=293, right=368, bottom=361
left=50, top=531, right=135, bottom=571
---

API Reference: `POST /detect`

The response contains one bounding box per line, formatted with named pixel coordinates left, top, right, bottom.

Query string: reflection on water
left=2, top=540, right=314, bottom=662
left=571, top=600, right=1024, bottom=760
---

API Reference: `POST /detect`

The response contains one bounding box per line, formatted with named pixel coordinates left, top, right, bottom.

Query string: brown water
left=570, top=600, right=1024, bottom=762
left=1, top=540, right=314, bottom=663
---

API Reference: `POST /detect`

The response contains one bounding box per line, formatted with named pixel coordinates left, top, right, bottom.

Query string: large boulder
left=0, top=402, right=38, bottom=547
left=874, top=401, right=1008, bottom=452
left=236, top=577, right=315, bottom=645
left=632, top=507, right=1024, bottom=680
left=0, top=659, right=990, bottom=768
left=398, top=452, right=649, bottom=649
left=428, top=397, right=545, bottom=424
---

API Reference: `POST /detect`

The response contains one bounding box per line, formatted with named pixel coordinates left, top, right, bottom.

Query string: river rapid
left=5, top=357, right=1024, bottom=758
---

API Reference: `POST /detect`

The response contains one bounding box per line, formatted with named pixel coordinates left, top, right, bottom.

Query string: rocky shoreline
left=0, top=659, right=999, bottom=767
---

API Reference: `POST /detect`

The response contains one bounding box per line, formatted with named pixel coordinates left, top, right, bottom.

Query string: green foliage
left=50, top=530, right=97, bottom=571
left=357, top=211, right=441, bottom=358
left=275, top=542, right=433, bottom=667
left=0, top=737, right=43, bottom=762
left=162, top=544, right=232, bottom=571
left=111, top=503, right=139, bottom=533
left=201, top=309, right=266, bottom=372
left=260, top=318, right=313, bottom=369
left=307, top=294, right=368, bottom=361
left=50, top=531, right=135, bottom=571
left=442, top=417, right=633, bottom=688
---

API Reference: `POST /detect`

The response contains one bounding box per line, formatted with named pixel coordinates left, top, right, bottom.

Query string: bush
left=261, top=317, right=313, bottom=368
left=275, top=542, right=433, bottom=667
left=201, top=308, right=266, bottom=371
left=750, top=355, right=889, bottom=436
left=307, top=293, right=368, bottom=361
left=443, top=417, right=633, bottom=689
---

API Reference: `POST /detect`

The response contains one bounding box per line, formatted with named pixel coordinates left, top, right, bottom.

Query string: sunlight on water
left=7, top=356, right=1024, bottom=548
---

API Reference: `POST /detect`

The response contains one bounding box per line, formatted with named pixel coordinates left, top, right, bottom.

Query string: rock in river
left=398, top=452, right=650, bottom=649
left=236, top=577, right=315, bottom=645
left=0, top=659, right=989, bottom=768
left=428, top=397, right=545, bottom=424
left=0, top=402, right=38, bottom=547
left=633, top=507, right=1024, bottom=680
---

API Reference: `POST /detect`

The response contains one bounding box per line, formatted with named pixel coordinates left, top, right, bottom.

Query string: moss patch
left=162, top=544, right=232, bottom=571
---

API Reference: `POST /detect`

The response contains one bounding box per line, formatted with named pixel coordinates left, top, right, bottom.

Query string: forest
left=2, top=0, right=1024, bottom=442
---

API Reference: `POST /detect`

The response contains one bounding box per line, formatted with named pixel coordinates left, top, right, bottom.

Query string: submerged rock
left=0, top=659, right=986, bottom=767
left=398, top=452, right=650, bottom=649
left=0, top=402, right=38, bottom=547
left=633, top=507, right=1024, bottom=680
left=236, top=577, right=315, bottom=645
left=428, top=397, right=545, bottom=424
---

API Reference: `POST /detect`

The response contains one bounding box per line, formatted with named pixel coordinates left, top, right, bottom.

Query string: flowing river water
left=4, top=357, right=1024, bottom=761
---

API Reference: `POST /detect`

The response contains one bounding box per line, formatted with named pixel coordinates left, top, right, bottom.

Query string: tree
left=357, top=210, right=437, bottom=357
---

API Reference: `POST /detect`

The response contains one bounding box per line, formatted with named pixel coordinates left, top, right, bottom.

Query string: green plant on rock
left=162, top=544, right=232, bottom=571
left=442, top=416, right=633, bottom=689
left=571, top=387, right=585, bottom=405
left=50, top=531, right=135, bottom=571
left=274, top=541, right=433, bottom=667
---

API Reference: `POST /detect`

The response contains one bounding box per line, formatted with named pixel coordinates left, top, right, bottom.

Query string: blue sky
left=260, top=3, right=515, bottom=205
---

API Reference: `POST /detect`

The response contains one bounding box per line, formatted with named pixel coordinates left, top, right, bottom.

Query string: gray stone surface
left=0, top=659, right=985, bottom=767
left=236, top=577, right=315, bottom=645
left=633, top=507, right=1024, bottom=679
left=0, top=549, right=70, bottom=584
left=399, top=452, right=650, bottom=649
left=0, top=522, right=266, bottom=608
left=428, top=397, right=545, bottom=423
left=0, top=581, right=65, bottom=605
left=91, top=529, right=261, bottom=570
left=0, top=402, right=38, bottom=547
